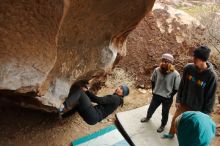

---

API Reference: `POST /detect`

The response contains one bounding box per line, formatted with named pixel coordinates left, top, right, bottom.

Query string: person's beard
left=160, top=66, right=168, bottom=75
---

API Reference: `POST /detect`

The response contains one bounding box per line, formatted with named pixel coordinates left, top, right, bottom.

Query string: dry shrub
left=105, top=68, right=135, bottom=88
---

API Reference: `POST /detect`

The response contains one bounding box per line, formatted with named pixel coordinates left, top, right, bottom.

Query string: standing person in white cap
left=140, top=53, right=181, bottom=133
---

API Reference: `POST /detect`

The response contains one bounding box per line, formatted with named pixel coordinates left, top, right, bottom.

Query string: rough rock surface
left=0, top=0, right=156, bottom=111
left=116, top=3, right=205, bottom=87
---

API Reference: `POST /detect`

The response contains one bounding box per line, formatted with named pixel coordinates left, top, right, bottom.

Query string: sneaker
left=157, top=126, right=165, bottom=133
left=140, top=117, right=150, bottom=123
left=57, top=109, right=64, bottom=119
left=57, top=104, right=65, bottom=119
left=162, top=133, right=174, bottom=139
left=58, top=104, right=65, bottom=112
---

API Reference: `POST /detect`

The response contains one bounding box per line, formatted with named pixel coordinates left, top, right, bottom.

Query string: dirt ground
left=0, top=87, right=219, bottom=146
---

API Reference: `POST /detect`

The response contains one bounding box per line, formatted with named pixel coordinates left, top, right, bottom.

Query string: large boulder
left=0, top=0, right=156, bottom=111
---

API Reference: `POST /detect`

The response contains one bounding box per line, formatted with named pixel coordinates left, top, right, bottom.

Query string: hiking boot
left=140, top=117, right=150, bottom=123
left=157, top=126, right=165, bottom=133
left=162, top=133, right=174, bottom=139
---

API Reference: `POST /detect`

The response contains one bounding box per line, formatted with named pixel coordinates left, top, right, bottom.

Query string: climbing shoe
left=162, top=133, right=174, bottom=139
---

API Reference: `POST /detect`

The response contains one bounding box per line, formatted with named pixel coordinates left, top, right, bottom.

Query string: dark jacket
left=176, top=63, right=218, bottom=114
left=85, top=91, right=123, bottom=118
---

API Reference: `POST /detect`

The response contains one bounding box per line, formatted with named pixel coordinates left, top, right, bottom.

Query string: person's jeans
left=146, top=94, right=173, bottom=127
left=169, top=104, right=191, bottom=134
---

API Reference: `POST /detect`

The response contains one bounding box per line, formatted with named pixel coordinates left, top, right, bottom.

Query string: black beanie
left=193, top=46, right=211, bottom=61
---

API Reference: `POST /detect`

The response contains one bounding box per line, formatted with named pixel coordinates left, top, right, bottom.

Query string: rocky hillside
left=116, top=1, right=220, bottom=101
left=117, top=3, right=205, bottom=87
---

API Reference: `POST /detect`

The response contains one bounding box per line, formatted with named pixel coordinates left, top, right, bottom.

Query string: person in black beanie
left=194, top=46, right=210, bottom=60
left=163, top=45, right=218, bottom=139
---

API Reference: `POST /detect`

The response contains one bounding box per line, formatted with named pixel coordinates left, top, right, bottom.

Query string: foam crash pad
left=72, top=125, right=130, bottom=146
left=116, top=105, right=179, bottom=146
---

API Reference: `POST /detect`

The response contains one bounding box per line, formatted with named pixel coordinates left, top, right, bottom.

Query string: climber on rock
left=140, top=53, right=181, bottom=133
left=58, top=80, right=129, bottom=125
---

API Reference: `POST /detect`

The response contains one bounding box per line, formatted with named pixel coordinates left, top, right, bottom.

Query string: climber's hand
left=81, top=87, right=88, bottom=92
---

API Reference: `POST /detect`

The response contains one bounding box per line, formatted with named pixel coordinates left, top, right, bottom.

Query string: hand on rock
left=81, top=87, right=88, bottom=92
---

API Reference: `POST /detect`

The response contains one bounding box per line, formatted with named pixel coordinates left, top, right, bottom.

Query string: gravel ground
left=0, top=87, right=219, bottom=146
